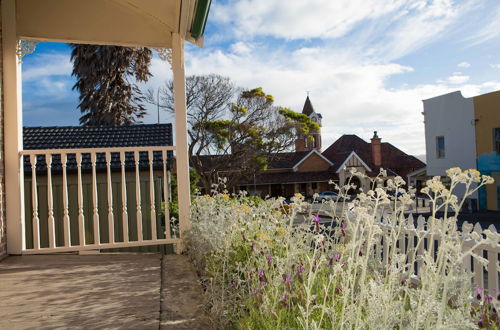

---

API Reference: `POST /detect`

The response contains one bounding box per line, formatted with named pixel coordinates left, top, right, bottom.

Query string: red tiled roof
left=238, top=170, right=339, bottom=185
left=322, top=134, right=425, bottom=176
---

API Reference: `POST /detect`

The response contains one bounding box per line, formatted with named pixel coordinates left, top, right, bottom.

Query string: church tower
left=295, top=95, right=322, bottom=152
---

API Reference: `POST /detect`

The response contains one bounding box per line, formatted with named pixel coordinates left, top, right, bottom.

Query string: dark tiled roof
left=268, top=151, right=311, bottom=169
left=23, top=124, right=173, bottom=174
left=193, top=151, right=312, bottom=171
left=239, top=170, right=339, bottom=185
left=302, top=96, right=315, bottom=115
left=23, top=124, right=172, bottom=150
left=322, top=134, right=425, bottom=176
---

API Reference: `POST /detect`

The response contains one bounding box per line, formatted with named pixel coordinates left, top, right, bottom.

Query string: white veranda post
left=172, top=33, right=191, bottom=248
left=2, top=0, right=25, bottom=254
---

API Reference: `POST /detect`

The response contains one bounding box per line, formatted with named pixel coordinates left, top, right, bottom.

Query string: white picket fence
left=371, top=213, right=500, bottom=294
left=20, top=146, right=179, bottom=254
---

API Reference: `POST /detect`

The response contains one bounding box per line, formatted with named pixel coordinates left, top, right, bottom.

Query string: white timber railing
left=369, top=213, right=500, bottom=294
left=20, top=146, right=178, bottom=254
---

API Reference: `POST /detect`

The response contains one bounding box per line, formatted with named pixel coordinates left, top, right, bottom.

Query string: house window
left=495, top=128, right=500, bottom=155
left=436, top=136, right=445, bottom=158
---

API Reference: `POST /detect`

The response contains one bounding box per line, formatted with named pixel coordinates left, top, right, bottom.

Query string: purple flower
left=341, top=221, right=346, bottom=236
left=313, top=214, right=321, bottom=232
left=266, top=254, right=273, bottom=267
left=335, top=253, right=341, bottom=261
left=487, top=295, right=493, bottom=303
left=335, top=285, right=343, bottom=295
left=478, top=317, right=484, bottom=328
left=279, top=294, right=289, bottom=308
left=295, top=264, right=305, bottom=282
left=251, top=289, right=261, bottom=295
left=258, top=268, right=267, bottom=285
left=477, top=287, right=484, bottom=300
left=230, top=281, right=237, bottom=288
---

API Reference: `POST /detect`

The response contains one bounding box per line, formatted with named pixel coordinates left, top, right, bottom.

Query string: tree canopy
left=147, top=74, right=318, bottom=191
left=71, top=45, right=152, bottom=126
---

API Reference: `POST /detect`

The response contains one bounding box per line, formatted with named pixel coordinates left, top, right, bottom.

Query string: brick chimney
left=371, top=131, right=382, bottom=167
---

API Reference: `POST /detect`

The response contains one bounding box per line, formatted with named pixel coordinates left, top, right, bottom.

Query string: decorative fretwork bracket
left=16, top=39, right=41, bottom=63
left=154, top=48, right=172, bottom=68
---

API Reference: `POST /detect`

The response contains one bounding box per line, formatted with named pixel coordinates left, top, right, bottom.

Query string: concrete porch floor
left=0, top=253, right=210, bottom=329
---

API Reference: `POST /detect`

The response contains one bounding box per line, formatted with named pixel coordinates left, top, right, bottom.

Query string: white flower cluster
left=185, top=167, right=499, bottom=329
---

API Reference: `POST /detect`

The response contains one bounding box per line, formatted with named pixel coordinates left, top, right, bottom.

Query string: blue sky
left=22, top=0, right=500, bottom=158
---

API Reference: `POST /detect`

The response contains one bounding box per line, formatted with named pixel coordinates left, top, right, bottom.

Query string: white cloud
left=464, top=5, right=500, bottom=46
left=229, top=42, right=253, bottom=55
left=168, top=44, right=500, bottom=156
left=445, top=73, right=470, bottom=84
left=212, top=0, right=407, bottom=40
left=22, top=53, right=72, bottom=81
left=491, top=64, right=500, bottom=69
left=212, top=0, right=475, bottom=61
left=457, top=61, right=470, bottom=68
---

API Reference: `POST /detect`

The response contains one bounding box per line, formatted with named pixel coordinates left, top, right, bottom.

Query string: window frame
left=494, top=127, right=500, bottom=155
left=436, top=136, right=445, bottom=159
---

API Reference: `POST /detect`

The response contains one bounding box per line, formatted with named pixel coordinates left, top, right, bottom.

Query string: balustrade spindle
left=46, top=154, right=56, bottom=248
left=135, top=151, right=143, bottom=241
left=30, top=154, right=40, bottom=250
left=91, top=153, right=100, bottom=245
left=106, top=152, right=115, bottom=244
left=62, top=153, right=70, bottom=247
left=77, top=153, right=85, bottom=246
left=162, top=150, right=171, bottom=239
left=120, top=151, right=129, bottom=243
left=149, top=150, right=157, bottom=240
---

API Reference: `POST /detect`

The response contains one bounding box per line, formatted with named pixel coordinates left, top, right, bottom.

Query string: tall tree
left=147, top=74, right=318, bottom=191
left=71, top=45, right=152, bottom=126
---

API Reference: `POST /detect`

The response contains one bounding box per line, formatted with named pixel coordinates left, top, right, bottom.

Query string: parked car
left=314, top=191, right=342, bottom=203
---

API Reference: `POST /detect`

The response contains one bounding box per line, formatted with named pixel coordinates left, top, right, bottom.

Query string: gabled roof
left=293, top=149, right=333, bottom=170
left=322, top=134, right=425, bottom=175
left=335, top=151, right=372, bottom=173
left=24, top=124, right=173, bottom=150
left=302, top=96, right=315, bottom=115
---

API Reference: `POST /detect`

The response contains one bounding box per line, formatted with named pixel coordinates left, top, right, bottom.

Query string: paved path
left=0, top=253, right=209, bottom=330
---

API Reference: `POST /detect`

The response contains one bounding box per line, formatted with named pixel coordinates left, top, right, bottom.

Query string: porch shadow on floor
left=0, top=253, right=209, bottom=330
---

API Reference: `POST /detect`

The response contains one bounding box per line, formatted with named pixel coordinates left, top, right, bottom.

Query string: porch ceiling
left=16, top=0, right=203, bottom=48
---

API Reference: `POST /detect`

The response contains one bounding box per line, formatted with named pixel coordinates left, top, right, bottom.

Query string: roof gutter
left=190, top=0, right=211, bottom=40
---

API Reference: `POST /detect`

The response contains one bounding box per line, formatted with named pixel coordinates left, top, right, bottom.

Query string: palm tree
left=70, top=45, right=152, bottom=126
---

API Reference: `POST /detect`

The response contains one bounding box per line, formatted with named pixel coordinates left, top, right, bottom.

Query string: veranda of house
left=1, top=2, right=499, bottom=329
left=0, top=1, right=210, bottom=328
left=0, top=0, right=201, bottom=256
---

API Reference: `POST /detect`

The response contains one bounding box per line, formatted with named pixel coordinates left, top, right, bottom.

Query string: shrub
left=186, top=168, right=499, bottom=329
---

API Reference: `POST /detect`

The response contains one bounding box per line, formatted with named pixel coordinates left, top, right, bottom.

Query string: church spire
left=302, top=96, right=315, bottom=115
